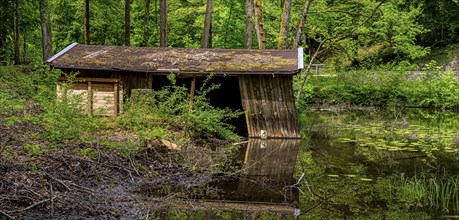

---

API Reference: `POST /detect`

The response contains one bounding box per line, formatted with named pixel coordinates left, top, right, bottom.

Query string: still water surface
left=301, top=108, right=459, bottom=219
left=143, top=108, right=459, bottom=219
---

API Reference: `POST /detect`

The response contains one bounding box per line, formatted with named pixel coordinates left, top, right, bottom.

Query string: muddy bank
left=0, top=114, right=233, bottom=219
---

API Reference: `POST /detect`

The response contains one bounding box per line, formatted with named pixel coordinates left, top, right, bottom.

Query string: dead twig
left=0, top=209, right=15, bottom=220
left=128, top=154, right=140, bottom=176
left=7, top=196, right=56, bottom=214
left=46, top=174, right=71, bottom=191
left=48, top=181, right=54, bottom=219
left=67, top=182, right=95, bottom=194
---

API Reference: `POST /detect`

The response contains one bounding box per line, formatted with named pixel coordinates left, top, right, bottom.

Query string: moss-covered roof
left=47, top=43, right=302, bottom=75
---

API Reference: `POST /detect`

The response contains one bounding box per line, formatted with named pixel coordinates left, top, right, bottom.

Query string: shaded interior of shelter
left=61, top=69, right=248, bottom=136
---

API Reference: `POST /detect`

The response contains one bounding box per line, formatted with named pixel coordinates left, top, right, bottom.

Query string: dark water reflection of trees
left=299, top=108, right=459, bottom=219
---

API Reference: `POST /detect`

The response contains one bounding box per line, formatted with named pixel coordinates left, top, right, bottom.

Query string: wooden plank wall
left=112, top=72, right=153, bottom=97
left=239, top=75, right=300, bottom=138
left=57, top=78, right=123, bottom=116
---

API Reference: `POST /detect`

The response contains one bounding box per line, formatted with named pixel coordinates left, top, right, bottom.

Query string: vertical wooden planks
left=238, top=75, right=299, bottom=138
left=88, top=81, right=93, bottom=113
left=114, top=82, right=119, bottom=116
left=189, top=77, right=196, bottom=112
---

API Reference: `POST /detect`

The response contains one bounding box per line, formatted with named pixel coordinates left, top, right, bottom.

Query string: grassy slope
left=0, top=66, right=238, bottom=218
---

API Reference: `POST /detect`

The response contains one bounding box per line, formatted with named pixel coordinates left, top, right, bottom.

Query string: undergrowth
left=297, top=61, right=459, bottom=109
left=0, top=66, right=241, bottom=149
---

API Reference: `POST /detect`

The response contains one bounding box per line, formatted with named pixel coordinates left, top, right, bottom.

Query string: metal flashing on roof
left=46, top=42, right=78, bottom=63
left=298, top=48, right=304, bottom=69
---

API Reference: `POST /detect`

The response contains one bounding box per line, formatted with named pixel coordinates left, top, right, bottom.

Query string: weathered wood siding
left=57, top=77, right=123, bottom=116
left=239, top=75, right=300, bottom=138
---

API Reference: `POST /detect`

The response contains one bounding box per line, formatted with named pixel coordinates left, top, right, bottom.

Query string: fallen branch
left=46, top=174, right=71, bottom=191
left=67, top=182, right=95, bottom=194
left=7, top=196, right=56, bottom=214
left=0, top=209, right=15, bottom=220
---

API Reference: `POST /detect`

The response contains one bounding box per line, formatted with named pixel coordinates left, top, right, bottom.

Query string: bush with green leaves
left=299, top=61, right=459, bottom=109
left=120, top=74, right=242, bottom=142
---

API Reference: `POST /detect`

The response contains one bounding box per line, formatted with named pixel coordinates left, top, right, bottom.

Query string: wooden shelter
left=47, top=43, right=304, bottom=138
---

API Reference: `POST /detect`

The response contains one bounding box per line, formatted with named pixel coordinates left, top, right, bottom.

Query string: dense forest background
left=2, top=0, right=459, bottom=70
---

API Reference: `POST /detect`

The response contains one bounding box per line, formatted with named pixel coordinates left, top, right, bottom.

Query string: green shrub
left=300, top=62, right=459, bottom=108
left=118, top=74, right=242, bottom=142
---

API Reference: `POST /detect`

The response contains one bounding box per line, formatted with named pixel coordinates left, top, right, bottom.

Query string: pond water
left=300, top=107, right=459, bottom=219
left=141, top=108, right=459, bottom=219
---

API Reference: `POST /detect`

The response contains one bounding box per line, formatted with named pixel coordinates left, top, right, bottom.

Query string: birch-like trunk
left=293, top=0, right=312, bottom=48
left=245, top=0, right=253, bottom=49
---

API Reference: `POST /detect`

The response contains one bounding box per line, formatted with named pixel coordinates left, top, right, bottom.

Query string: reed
left=398, top=174, right=459, bottom=214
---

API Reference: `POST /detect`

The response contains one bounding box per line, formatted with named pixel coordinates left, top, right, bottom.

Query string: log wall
left=238, top=75, right=300, bottom=138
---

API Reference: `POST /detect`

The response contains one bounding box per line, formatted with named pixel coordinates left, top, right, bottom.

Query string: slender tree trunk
left=245, top=0, right=253, bottom=49
left=253, top=0, right=266, bottom=49
left=39, top=0, right=53, bottom=62
left=159, top=0, right=167, bottom=47
left=124, top=0, right=131, bottom=46
left=14, top=0, right=20, bottom=64
left=201, top=0, right=212, bottom=48
left=143, top=0, right=151, bottom=46
left=296, top=42, right=323, bottom=100
left=0, top=0, right=9, bottom=65
left=293, top=0, right=312, bottom=48
left=84, top=0, right=90, bottom=44
left=278, top=0, right=291, bottom=49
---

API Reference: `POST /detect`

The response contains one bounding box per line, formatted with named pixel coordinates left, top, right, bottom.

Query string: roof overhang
left=47, top=43, right=304, bottom=76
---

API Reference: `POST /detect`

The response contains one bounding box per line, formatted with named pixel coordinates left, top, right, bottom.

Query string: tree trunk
left=159, top=0, right=167, bottom=47
left=124, top=0, right=131, bottom=46
left=14, top=0, right=20, bottom=64
left=201, top=0, right=212, bottom=48
left=253, top=0, right=266, bottom=49
left=84, top=0, right=90, bottom=45
left=245, top=0, right=253, bottom=49
left=0, top=0, right=10, bottom=65
left=293, top=0, right=312, bottom=48
left=296, top=42, right=323, bottom=100
left=39, top=0, right=53, bottom=63
left=143, top=0, right=151, bottom=46
left=278, top=0, right=291, bottom=49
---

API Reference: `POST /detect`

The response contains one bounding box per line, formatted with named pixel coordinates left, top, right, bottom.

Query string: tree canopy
left=0, top=0, right=455, bottom=69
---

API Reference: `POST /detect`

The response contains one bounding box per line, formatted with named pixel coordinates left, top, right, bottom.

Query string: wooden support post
left=114, top=82, right=119, bottom=116
left=189, top=77, right=196, bottom=113
left=88, top=81, right=93, bottom=114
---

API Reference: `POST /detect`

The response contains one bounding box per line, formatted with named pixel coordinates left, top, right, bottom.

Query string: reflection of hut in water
left=142, top=139, right=301, bottom=218
left=46, top=43, right=303, bottom=138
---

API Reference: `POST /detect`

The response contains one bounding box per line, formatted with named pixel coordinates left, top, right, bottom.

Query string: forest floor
left=0, top=107, right=232, bottom=219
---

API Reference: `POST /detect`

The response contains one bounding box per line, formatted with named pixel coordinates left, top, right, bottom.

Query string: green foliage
left=119, top=74, right=241, bottom=142
left=300, top=64, right=459, bottom=108
left=24, top=143, right=44, bottom=156
left=398, top=173, right=459, bottom=214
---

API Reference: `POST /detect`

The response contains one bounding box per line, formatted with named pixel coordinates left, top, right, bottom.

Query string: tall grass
left=398, top=173, right=459, bottom=214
